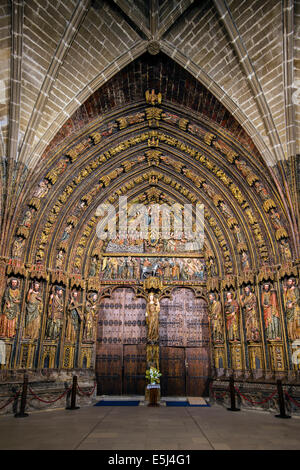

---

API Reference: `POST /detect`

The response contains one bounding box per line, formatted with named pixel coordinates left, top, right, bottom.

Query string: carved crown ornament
left=143, top=277, right=163, bottom=292
left=257, top=265, right=277, bottom=282
left=237, top=271, right=255, bottom=287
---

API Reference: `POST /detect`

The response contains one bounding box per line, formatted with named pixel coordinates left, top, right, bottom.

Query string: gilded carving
left=145, top=89, right=162, bottom=105
left=24, top=281, right=43, bottom=340
left=45, top=286, right=64, bottom=340
left=146, top=292, right=160, bottom=344
left=208, top=292, right=223, bottom=343
left=83, top=292, right=98, bottom=342
left=283, top=277, right=300, bottom=342
left=261, top=282, right=281, bottom=341
left=45, top=158, right=69, bottom=185
left=225, top=291, right=240, bottom=342
left=0, top=278, right=21, bottom=338
left=240, top=285, right=260, bottom=342
left=65, top=290, right=82, bottom=343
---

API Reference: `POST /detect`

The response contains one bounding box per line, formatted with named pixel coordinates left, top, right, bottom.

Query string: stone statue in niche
left=20, top=208, right=34, bottom=228
left=24, top=281, right=43, bottom=340
left=61, top=223, right=73, bottom=242
left=12, top=237, right=26, bottom=259
left=279, top=239, right=292, bottom=262
left=261, top=282, right=281, bottom=341
left=225, top=291, right=240, bottom=342
left=208, top=292, right=223, bottom=343
left=133, top=257, right=140, bottom=279
left=283, top=277, right=300, bottom=341
left=83, top=292, right=98, bottom=342
left=0, top=278, right=21, bottom=338
left=126, top=256, right=134, bottom=279
left=145, top=89, right=162, bottom=105
left=46, top=158, right=68, bottom=185
left=45, top=286, right=64, bottom=340
left=241, top=251, right=250, bottom=271
left=55, top=249, right=65, bottom=270
left=89, top=256, right=98, bottom=277
left=146, top=292, right=160, bottom=344
left=65, top=290, right=82, bottom=343
left=32, top=180, right=50, bottom=199
left=206, top=254, right=217, bottom=277
left=240, top=285, right=260, bottom=342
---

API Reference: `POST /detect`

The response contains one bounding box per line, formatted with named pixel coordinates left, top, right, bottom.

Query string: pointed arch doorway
left=96, top=286, right=210, bottom=397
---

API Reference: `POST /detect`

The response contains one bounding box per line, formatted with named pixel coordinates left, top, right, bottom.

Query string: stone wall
left=210, top=373, right=300, bottom=415
left=0, top=368, right=96, bottom=415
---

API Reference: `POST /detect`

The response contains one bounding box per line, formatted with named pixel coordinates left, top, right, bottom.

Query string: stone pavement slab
left=0, top=403, right=299, bottom=450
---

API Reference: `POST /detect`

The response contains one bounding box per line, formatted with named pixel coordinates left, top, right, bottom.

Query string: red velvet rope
left=28, top=386, right=72, bottom=404
left=234, top=386, right=277, bottom=405
left=76, top=382, right=97, bottom=397
left=0, top=390, right=20, bottom=410
left=285, top=391, right=300, bottom=408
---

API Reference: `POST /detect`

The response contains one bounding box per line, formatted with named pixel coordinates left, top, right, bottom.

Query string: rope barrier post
left=275, top=379, right=291, bottom=419
left=15, top=375, right=29, bottom=418
left=227, top=376, right=240, bottom=412
left=66, top=375, right=80, bottom=411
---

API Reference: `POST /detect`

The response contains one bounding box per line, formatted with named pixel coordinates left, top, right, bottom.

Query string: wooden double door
left=96, top=344, right=209, bottom=396
left=160, top=346, right=210, bottom=396
left=96, top=344, right=146, bottom=395
left=96, top=287, right=210, bottom=396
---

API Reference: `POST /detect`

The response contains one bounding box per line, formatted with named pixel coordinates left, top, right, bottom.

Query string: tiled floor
left=0, top=400, right=300, bottom=450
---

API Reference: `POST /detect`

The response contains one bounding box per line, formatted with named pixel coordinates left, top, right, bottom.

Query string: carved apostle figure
left=65, top=290, right=82, bottom=343
left=20, top=209, right=34, bottom=228
left=146, top=292, right=160, bottom=344
left=208, top=292, right=223, bottom=343
left=126, top=257, right=134, bottom=279
left=33, top=180, right=50, bottom=199
left=89, top=257, right=98, bottom=277
left=283, top=278, right=300, bottom=341
left=241, top=251, right=250, bottom=271
left=261, top=283, right=281, bottom=341
left=12, top=237, right=25, bottom=259
left=0, top=278, right=21, bottom=338
left=207, top=255, right=217, bottom=277
left=83, top=293, right=98, bottom=342
left=240, top=286, right=260, bottom=342
left=133, top=257, right=140, bottom=279
left=24, top=281, right=43, bottom=340
left=46, top=286, right=64, bottom=340
left=279, top=239, right=292, bottom=262
left=225, top=291, right=240, bottom=341
left=61, top=224, right=73, bottom=242
left=55, top=250, right=65, bottom=270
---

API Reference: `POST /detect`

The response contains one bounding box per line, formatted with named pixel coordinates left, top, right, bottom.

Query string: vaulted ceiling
left=0, top=0, right=299, bottom=269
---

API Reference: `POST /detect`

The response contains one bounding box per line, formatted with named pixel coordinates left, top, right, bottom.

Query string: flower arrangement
left=145, top=366, right=162, bottom=384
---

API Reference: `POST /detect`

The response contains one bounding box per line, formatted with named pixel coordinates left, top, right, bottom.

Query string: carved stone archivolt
left=10, top=102, right=292, bottom=274
left=0, top=84, right=298, bottom=381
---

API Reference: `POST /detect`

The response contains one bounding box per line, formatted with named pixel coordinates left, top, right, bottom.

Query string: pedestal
left=146, top=384, right=160, bottom=407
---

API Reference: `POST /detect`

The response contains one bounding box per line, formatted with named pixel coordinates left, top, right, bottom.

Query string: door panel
left=186, top=347, right=210, bottom=396
left=96, top=288, right=146, bottom=395
left=160, top=347, right=186, bottom=396
left=159, top=288, right=210, bottom=397
left=123, top=345, right=146, bottom=395
left=96, top=287, right=210, bottom=397
left=160, top=288, right=209, bottom=348
left=96, top=345, right=122, bottom=395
